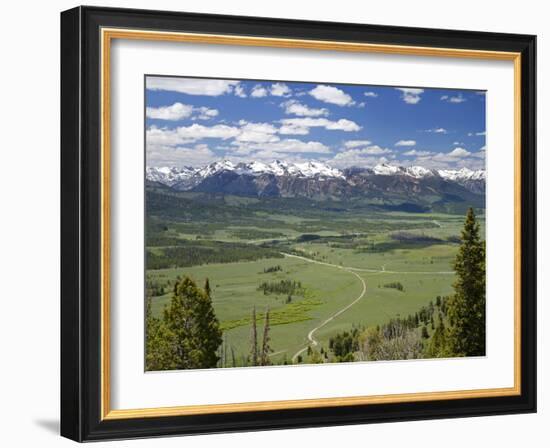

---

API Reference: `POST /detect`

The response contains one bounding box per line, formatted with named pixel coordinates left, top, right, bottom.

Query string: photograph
left=55, top=5, right=537, bottom=442
left=144, top=76, right=487, bottom=371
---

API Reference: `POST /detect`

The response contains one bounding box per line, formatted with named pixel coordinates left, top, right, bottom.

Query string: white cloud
left=234, top=85, right=247, bottom=98
left=471, top=151, right=485, bottom=159
left=146, top=126, right=191, bottom=147
left=176, top=123, right=241, bottom=141
left=146, top=102, right=193, bottom=121
left=281, top=100, right=329, bottom=117
left=331, top=149, right=389, bottom=168
left=147, top=124, right=242, bottom=149
left=146, top=77, right=239, bottom=96
left=270, top=83, right=292, bottom=97
left=396, top=88, right=424, bottom=104
left=476, top=131, right=486, bottom=136
left=441, top=94, right=466, bottom=103
left=425, top=127, right=448, bottom=134
left=232, top=139, right=331, bottom=155
left=404, top=147, right=485, bottom=170
left=235, top=122, right=280, bottom=143
left=344, top=140, right=372, bottom=148
left=250, top=85, right=268, bottom=98
left=395, top=139, right=416, bottom=147
left=447, top=147, right=471, bottom=158
left=146, top=103, right=219, bottom=121
left=360, top=145, right=393, bottom=155
left=250, top=83, right=293, bottom=98
left=309, top=85, right=355, bottom=106
left=194, top=107, right=219, bottom=120
left=280, top=117, right=361, bottom=134
left=146, top=143, right=216, bottom=167
left=403, top=149, right=433, bottom=156
left=364, top=91, right=378, bottom=98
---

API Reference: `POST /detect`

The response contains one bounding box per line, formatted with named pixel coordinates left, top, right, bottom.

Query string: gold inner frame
left=100, top=27, right=522, bottom=420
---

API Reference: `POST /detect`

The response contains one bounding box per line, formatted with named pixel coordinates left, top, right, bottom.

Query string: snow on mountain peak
left=373, top=163, right=404, bottom=176
left=439, top=167, right=486, bottom=181
left=405, top=166, right=437, bottom=178
left=146, top=160, right=485, bottom=188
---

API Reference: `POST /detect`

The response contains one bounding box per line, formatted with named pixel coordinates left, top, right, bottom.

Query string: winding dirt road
left=284, top=253, right=367, bottom=362
left=284, top=252, right=455, bottom=362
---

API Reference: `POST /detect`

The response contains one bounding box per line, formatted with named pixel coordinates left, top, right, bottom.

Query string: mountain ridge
left=146, top=160, right=485, bottom=212
left=147, top=160, right=485, bottom=185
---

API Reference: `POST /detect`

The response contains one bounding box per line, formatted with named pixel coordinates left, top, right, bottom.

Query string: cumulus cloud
left=447, top=147, right=471, bottom=157
left=232, top=139, right=331, bottom=155
left=146, top=124, right=241, bottom=150
left=280, top=117, right=361, bottom=135
left=402, top=148, right=485, bottom=170
left=403, top=149, right=433, bottom=156
left=250, top=83, right=292, bottom=98
left=194, top=107, right=219, bottom=120
left=146, top=102, right=193, bottom=121
left=147, top=143, right=216, bottom=167
left=344, top=140, right=372, bottom=148
left=146, top=77, right=239, bottom=96
left=360, top=145, right=393, bottom=155
left=270, top=83, right=292, bottom=97
left=175, top=123, right=241, bottom=141
left=250, top=85, right=268, bottom=98
left=146, top=103, right=220, bottom=121
left=364, top=91, right=378, bottom=98
left=395, top=140, right=416, bottom=147
left=330, top=150, right=389, bottom=168
left=396, top=88, right=424, bottom=104
left=234, top=84, right=247, bottom=98
left=441, top=94, right=467, bottom=103
left=235, top=122, right=279, bottom=143
left=309, top=85, right=355, bottom=106
left=281, top=100, right=329, bottom=117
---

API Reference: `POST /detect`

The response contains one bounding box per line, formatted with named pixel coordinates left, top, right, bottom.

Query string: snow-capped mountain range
left=147, top=160, right=485, bottom=187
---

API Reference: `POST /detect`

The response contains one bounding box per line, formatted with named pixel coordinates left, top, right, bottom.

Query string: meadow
left=146, top=189, right=484, bottom=366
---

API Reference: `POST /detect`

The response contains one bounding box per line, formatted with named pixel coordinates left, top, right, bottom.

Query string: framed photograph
left=61, top=6, right=536, bottom=441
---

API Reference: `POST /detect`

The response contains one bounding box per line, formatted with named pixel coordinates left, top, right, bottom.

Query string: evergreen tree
left=425, top=321, right=452, bottom=358
left=421, top=325, right=429, bottom=339
left=249, top=306, right=258, bottom=366
left=260, top=307, right=273, bottom=366
left=447, top=208, right=486, bottom=356
left=231, top=345, right=236, bottom=368
left=204, top=278, right=211, bottom=297
left=145, top=297, right=177, bottom=371
left=163, top=276, right=222, bottom=369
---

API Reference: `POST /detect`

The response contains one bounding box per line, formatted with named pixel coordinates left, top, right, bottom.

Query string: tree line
left=257, top=279, right=304, bottom=296
left=146, top=240, right=283, bottom=270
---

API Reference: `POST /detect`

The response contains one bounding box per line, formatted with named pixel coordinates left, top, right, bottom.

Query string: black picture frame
left=61, top=5, right=536, bottom=442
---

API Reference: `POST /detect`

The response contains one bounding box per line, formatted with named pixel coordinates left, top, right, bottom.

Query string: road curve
left=284, top=251, right=455, bottom=362
left=285, top=253, right=367, bottom=362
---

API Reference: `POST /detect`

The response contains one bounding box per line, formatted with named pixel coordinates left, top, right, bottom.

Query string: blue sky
left=145, top=76, right=486, bottom=170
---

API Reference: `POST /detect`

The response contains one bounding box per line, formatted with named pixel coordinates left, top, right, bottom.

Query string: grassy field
left=145, top=190, right=484, bottom=367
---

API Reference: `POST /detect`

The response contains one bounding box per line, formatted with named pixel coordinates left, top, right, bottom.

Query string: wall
left=0, top=0, right=545, bottom=446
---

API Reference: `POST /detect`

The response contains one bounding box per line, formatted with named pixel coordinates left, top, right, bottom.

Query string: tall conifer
left=447, top=208, right=486, bottom=356
left=249, top=306, right=258, bottom=366
left=260, top=307, right=273, bottom=366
